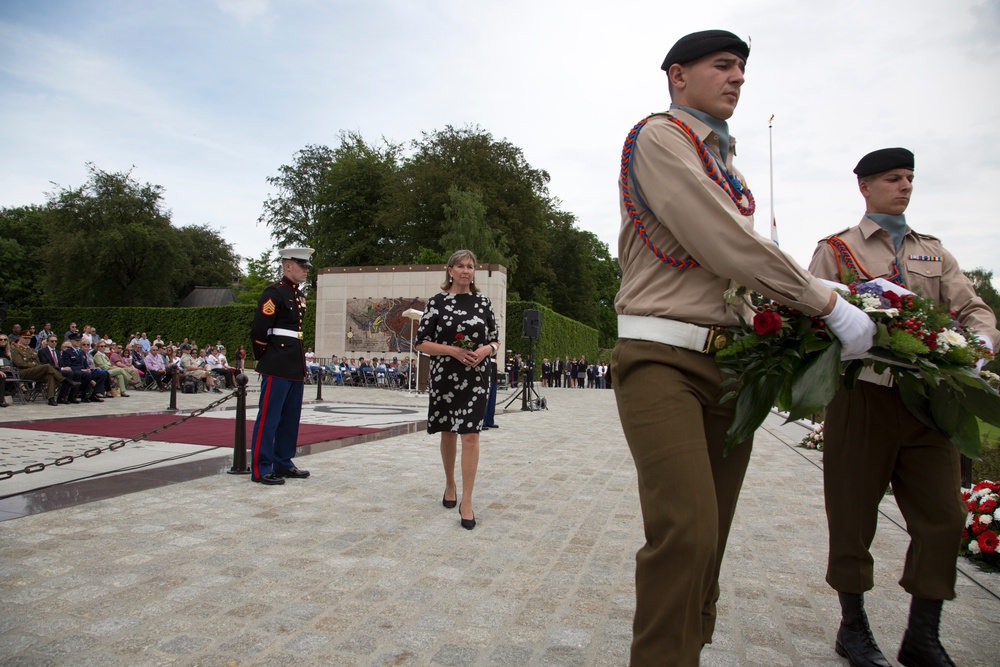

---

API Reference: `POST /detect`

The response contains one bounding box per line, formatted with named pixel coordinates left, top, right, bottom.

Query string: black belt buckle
left=702, top=327, right=729, bottom=354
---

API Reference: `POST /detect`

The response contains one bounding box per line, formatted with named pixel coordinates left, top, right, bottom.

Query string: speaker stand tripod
left=502, top=338, right=547, bottom=411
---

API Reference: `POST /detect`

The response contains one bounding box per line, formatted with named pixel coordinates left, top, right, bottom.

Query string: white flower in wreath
left=969, top=540, right=982, bottom=554
left=981, top=513, right=994, bottom=526
left=937, top=329, right=968, bottom=352
left=966, top=512, right=975, bottom=527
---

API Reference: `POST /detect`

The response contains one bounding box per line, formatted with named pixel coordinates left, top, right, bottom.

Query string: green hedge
left=0, top=303, right=318, bottom=353
left=504, top=301, right=599, bottom=361
left=4, top=299, right=599, bottom=363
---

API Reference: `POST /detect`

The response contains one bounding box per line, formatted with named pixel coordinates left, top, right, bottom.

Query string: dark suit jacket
left=38, top=346, right=62, bottom=368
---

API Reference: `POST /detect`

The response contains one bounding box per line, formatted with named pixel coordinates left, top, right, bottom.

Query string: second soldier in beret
left=810, top=149, right=998, bottom=667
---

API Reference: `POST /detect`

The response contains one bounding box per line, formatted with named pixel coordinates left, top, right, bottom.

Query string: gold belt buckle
left=702, top=327, right=729, bottom=354
left=297, top=332, right=303, bottom=340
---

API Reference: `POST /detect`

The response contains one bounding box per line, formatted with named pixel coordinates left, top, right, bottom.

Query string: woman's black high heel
left=459, top=508, right=476, bottom=530
left=442, top=492, right=457, bottom=509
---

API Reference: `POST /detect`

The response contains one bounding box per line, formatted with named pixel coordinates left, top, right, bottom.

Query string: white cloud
left=0, top=0, right=998, bottom=286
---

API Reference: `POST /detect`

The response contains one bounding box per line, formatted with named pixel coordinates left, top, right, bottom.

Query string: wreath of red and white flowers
left=961, top=480, right=1000, bottom=563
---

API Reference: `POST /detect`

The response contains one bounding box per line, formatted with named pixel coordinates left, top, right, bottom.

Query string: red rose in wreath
left=753, top=310, right=783, bottom=336
left=884, top=290, right=902, bottom=309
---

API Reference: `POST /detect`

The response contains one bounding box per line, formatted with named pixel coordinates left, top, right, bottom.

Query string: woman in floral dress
left=415, top=249, right=499, bottom=530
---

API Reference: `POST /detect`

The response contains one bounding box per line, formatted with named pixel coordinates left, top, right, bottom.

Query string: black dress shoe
left=442, top=493, right=457, bottom=509
left=90, top=395, right=104, bottom=402
left=57, top=397, right=69, bottom=404
left=48, top=398, right=58, bottom=406
left=251, top=473, right=285, bottom=485
left=275, top=467, right=310, bottom=479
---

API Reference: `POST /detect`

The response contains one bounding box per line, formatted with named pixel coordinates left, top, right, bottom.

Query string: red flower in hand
left=978, top=530, right=999, bottom=554
left=753, top=310, right=783, bottom=336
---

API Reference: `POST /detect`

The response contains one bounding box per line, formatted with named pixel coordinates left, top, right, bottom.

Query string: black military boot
left=835, top=592, right=891, bottom=667
left=897, top=597, right=956, bottom=667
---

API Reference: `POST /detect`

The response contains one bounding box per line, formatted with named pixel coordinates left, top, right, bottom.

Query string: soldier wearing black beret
left=810, top=148, right=998, bottom=667
left=613, top=29, right=877, bottom=667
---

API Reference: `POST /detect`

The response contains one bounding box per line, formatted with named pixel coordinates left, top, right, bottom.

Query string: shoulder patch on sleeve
left=261, top=298, right=276, bottom=316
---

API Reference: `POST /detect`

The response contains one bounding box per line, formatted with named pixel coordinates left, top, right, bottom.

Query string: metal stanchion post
left=315, top=366, right=323, bottom=401
left=168, top=370, right=179, bottom=411
left=228, top=373, right=251, bottom=475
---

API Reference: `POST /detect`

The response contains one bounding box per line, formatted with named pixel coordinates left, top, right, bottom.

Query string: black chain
left=0, top=389, right=240, bottom=481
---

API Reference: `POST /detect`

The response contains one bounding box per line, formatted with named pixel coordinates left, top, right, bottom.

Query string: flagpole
left=768, top=114, right=778, bottom=246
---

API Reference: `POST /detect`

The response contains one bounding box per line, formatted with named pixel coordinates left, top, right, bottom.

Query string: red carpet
left=6, top=414, right=383, bottom=448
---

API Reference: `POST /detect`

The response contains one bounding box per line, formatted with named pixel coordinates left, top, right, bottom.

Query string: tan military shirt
left=616, top=110, right=831, bottom=326
left=809, top=216, right=999, bottom=346
left=10, top=343, right=42, bottom=370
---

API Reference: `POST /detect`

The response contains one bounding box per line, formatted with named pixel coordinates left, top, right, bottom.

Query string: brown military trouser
left=824, top=381, right=966, bottom=600
left=16, top=364, right=64, bottom=399
left=612, top=339, right=752, bottom=667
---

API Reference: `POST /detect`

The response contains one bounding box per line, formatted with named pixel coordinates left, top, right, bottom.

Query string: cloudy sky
left=2, top=0, right=999, bottom=285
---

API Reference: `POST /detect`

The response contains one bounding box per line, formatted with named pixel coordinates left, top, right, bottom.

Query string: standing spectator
left=63, top=322, right=79, bottom=340
left=236, top=344, right=246, bottom=372
left=34, top=323, right=54, bottom=350
left=248, top=247, right=313, bottom=485
left=139, top=332, right=151, bottom=353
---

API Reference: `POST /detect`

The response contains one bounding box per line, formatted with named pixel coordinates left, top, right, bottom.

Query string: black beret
left=661, top=30, right=750, bottom=71
left=854, top=148, right=914, bottom=178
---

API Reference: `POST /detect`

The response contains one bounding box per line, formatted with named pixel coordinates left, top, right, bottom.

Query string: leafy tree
left=414, top=246, right=447, bottom=264
left=235, top=250, right=282, bottom=304
left=313, top=132, right=403, bottom=267
left=171, top=223, right=241, bottom=300
left=0, top=205, right=50, bottom=308
left=440, top=185, right=510, bottom=266
left=544, top=211, right=620, bottom=347
left=965, top=267, right=1000, bottom=372
left=392, top=125, right=554, bottom=296
left=258, top=144, right=336, bottom=250
left=43, top=164, right=181, bottom=307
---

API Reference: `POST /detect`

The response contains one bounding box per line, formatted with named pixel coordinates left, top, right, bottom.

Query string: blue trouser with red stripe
left=250, top=375, right=304, bottom=478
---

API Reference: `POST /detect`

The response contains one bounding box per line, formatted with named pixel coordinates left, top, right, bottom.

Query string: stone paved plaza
left=0, top=384, right=998, bottom=666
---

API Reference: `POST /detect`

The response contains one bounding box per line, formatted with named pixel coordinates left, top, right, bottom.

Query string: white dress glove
left=823, top=294, right=876, bottom=359
left=816, top=278, right=851, bottom=295
left=976, top=335, right=994, bottom=374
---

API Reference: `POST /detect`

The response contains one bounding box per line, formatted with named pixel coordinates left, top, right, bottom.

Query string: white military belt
left=267, top=327, right=303, bottom=340
left=618, top=314, right=729, bottom=354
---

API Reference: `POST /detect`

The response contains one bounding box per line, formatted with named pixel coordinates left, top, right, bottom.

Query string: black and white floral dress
left=415, top=291, right=499, bottom=434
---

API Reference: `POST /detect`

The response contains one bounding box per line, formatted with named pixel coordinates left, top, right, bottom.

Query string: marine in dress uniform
left=249, top=247, right=314, bottom=486
left=612, top=30, right=877, bottom=667
left=809, top=148, right=999, bottom=667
